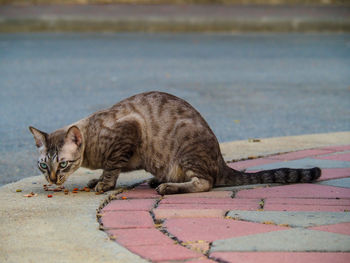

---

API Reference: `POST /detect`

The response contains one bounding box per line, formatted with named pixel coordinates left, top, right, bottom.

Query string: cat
left=29, top=91, right=321, bottom=195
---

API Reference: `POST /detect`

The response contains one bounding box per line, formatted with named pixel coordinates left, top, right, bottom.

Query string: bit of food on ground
left=121, top=196, right=127, bottom=200
left=73, top=188, right=79, bottom=191
left=72, top=190, right=78, bottom=194
left=16, top=189, right=22, bottom=192
left=23, top=192, right=38, bottom=198
left=47, top=194, right=53, bottom=198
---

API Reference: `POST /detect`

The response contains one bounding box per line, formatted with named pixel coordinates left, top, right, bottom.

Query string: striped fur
left=29, top=91, right=321, bottom=194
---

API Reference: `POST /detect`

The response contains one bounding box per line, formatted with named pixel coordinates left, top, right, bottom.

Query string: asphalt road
left=0, top=33, right=349, bottom=185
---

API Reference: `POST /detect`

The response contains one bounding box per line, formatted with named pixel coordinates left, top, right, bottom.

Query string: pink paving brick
left=116, top=188, right=160, bottom=199
left=320, top=145, right=350, bottom=152
left=265, top=198, right=350, bottom=206
left=210, top=252, right=350, bottom=263
left=164, top=191, right=232, bottom=199
left=126, top=244, right=202, bottom=262
left=101, top=211, right=154, bottom=229
left=159, top=257, right=216, bottom=263
left=160, top=197, right=260, bottom=205
left=164, top=218, right=287, bottom=242
left=236, top=184, right=350, bottom=199
left=153, top=209, right=225, bottom=219
left=157, top=202, right=260, bottom=211
left=227, top=158, right=280, bottom=170
left=310, top=222, right=350, bottom=236
left=318, top=168, right=350, bottom=181
left=107, top=228, right=174, bottom=246
left=263, top=203, right=350, bottom=212
left=315, top=152, right=350, bottom=162
left=102, top=199, right=156, bottom=212
left=267, top=149, right=334, bottom=161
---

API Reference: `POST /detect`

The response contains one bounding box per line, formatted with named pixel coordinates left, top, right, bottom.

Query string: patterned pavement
left=100, top=145, right=350, bottom=262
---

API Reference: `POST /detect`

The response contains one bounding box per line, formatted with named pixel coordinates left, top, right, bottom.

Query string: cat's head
left=29, top=126, right=84, bottom=185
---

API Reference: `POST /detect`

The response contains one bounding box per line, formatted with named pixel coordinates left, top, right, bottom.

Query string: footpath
left=0, top=4, right=350, bottom=32
left=1, top=131, right=350, bottom=262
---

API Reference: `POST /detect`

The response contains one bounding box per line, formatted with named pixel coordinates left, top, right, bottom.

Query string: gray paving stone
left=246, top=158, right=350, bottom=171
left=210, top=229, right=350, bottom=252
left=226, top=211, right=350, bottom=227
left=318, top=178, right=350, bottom=189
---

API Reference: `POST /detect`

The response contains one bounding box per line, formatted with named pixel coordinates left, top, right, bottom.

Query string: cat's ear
left=29, top=126, right=48, bottom=149
left=65, top=126, right=82, bottom=147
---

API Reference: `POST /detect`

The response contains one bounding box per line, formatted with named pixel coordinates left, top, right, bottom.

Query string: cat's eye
left=39, top=162, right=48, bottom=169
left=59, top=161, right=68, bottom=169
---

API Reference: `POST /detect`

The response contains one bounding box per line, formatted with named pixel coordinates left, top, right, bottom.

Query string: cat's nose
left=49, top=171, right=57, bottom=184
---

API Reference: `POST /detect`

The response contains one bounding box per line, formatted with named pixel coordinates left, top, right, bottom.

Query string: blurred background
left=0, top=0, right=349, bottom=185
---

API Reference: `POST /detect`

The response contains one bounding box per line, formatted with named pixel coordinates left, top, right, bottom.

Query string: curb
left=1, top=4, right=350, bottom=32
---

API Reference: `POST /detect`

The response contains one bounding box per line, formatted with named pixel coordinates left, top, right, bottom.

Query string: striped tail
left=216, top=165, right=321, bottom=186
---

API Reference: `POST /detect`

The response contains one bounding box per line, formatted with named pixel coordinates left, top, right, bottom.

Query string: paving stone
left=318, top=168, right=350, bottom=181
left=236, top=184, right=350, bottom=199
left=107, top=228, right=174, bottom=246
left=164, top=218, right=287, bottom=242
left=164, top=191, right=232, bottom=198
left=102, top=199, right=156, bottom=212
left=212, top=184, right=277, bottom=191
left=265, top=198, right=350, bottom=206
left=160, top=197, right=260, bottom=205
left=310, top=222, right=350, bottom=236
left=226, top=211, right=350, bottom=227
left=210, top=229, right=350, bottom=252
left=101, top=211, right=154, bottom=229
left=153, top=209, right=225, bottom=219
left=160, top=257, right=216, bottom=263
left=316, top=152, right=350, bottom=162
left=320, top=145, right=350, bottom=152
left=318, top=178, right=350, bottom=189
left=116, top=188, right=160, bottom=199
left=228, top=158, right=280, bottom=170
left=157, top=202, right=259, bottom=211
left=246, top=158, right=350, bottom=171
left=264, top=204, right=350, bottom=212
left=210, top=252, right=350, bottom=263
left=268, top=149, right=334, bottom=161
left=126, top=244, right=202, bottom=262
left=263, top=198, right=350, bottom=212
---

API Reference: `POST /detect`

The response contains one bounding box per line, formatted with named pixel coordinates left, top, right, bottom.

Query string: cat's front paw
left=87, top=178, right=100, bottom=189
left=95, top=181, right=115, bottom=192
left=156, top=183, right=178, bottom=195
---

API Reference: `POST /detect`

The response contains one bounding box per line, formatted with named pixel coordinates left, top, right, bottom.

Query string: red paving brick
left=320, top=145, right=350, bottom=152
left=107, top=228, right=174, bottom=246
left=157, top=202, right=260, bottom=211
left=263, top=203, right=350, bottom=212
left=227, top=158, right=279, bottom=170
left=264, top=198, right=350, bottom=212
left=210, top=252, right=350, bottom=263
left=318, top=168, right=350, bottom=181
left=164, top=218, right=287, bottom=242
left=101, top=211, right=154, bottom=229
left=102, top=199, right=156, bottom=212
left=310, top=222, right=350, bottom=236
left=153, top=209, right=226, bottom=219
left=116, top=188, right=160, bottom=199
left=236, top=184, right=350, bottom=199
left=126, top=244, right=202, bottom=262
left=160, top=197, right=260, bottom=205
left=267, top=149, right=334, bottom=161
left=265, top=198, right=350, bottom=206
left=164, top=191, right=232, bottom=198
left=315, top=152, right=350, bottom=162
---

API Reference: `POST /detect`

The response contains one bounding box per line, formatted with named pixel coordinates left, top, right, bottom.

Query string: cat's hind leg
left=156, top=176, right=212, bottom=195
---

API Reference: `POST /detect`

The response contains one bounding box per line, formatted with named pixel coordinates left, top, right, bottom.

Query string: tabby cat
left=29, top=91, right=321, bottom=194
